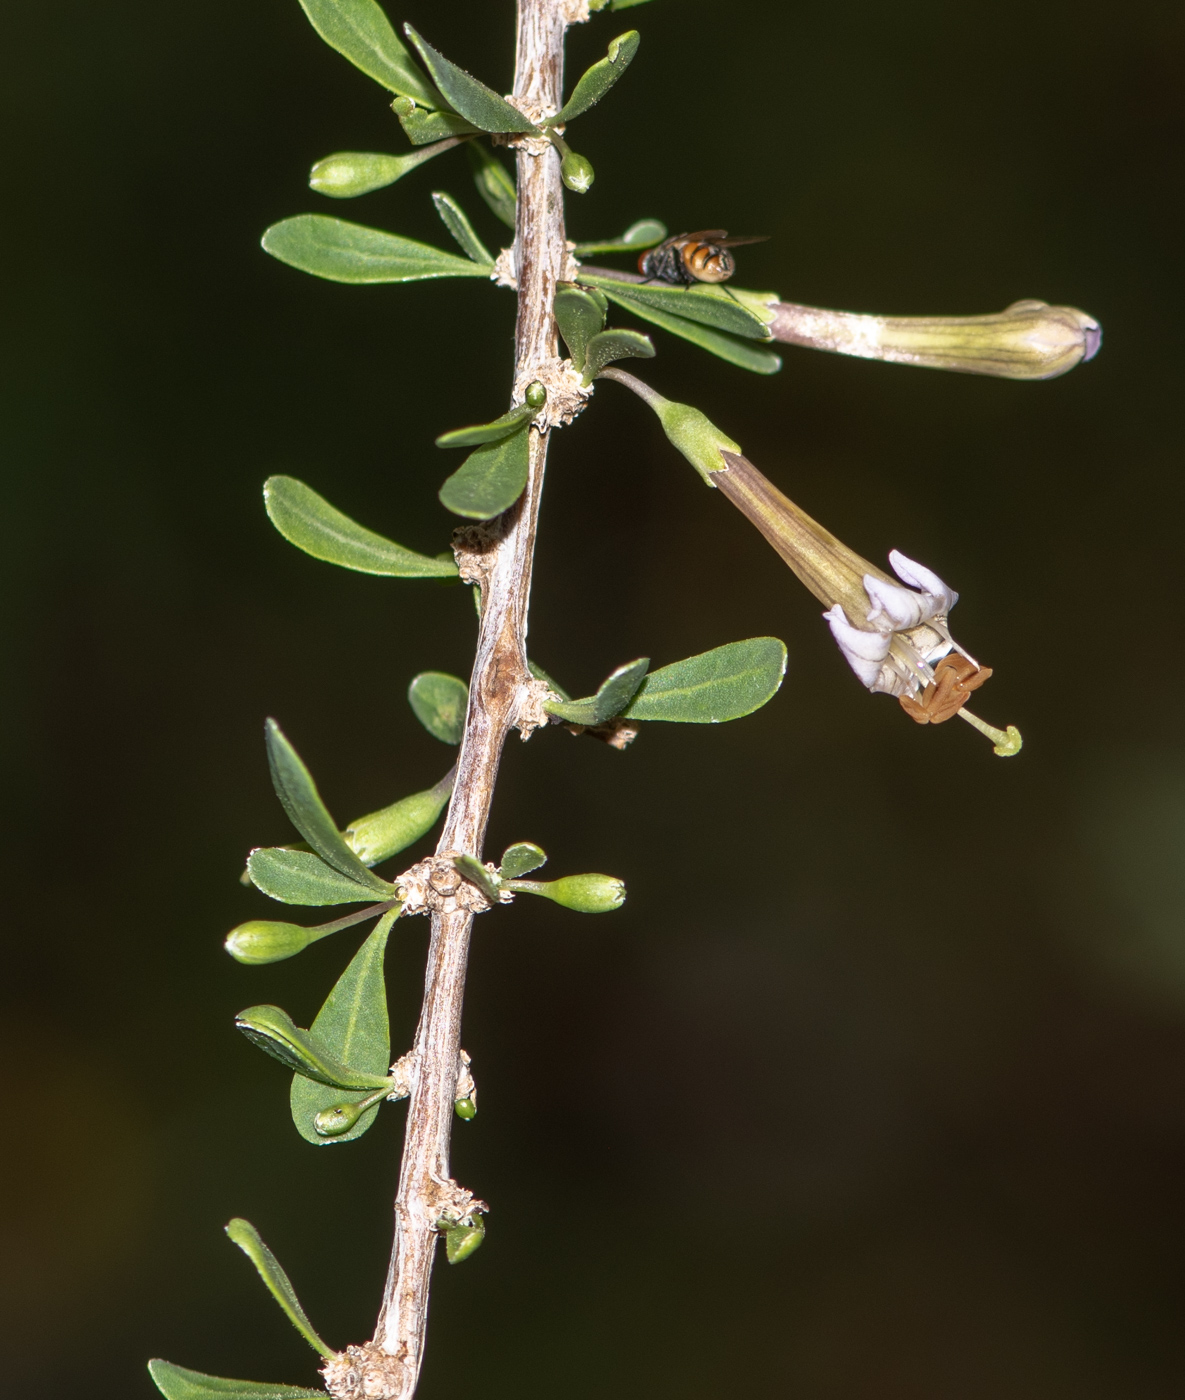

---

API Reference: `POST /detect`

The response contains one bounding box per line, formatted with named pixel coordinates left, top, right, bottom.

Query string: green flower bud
left=225, top=920, right=314, bottom=965
left=596, top=371, right=740, bottom=483
left=509, top=873, right=626, bottom=912
left=560, top=151, right=595, bottom=193
left=454, top=1096, right=477, bottom=1120
left=314, top=1086, right=392, bottom=1137
left=345, top=770, right=454, bottom=866
left=444, top=1219, right=485, bottom=1264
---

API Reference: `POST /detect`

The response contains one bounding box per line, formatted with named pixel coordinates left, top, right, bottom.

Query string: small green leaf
left=454, top=853, right=503, bottom=904
left=248, top=848, right=397, bottom=905
left=468, top=143, right=516, bottom=228
left=225, top=1218, right=333, bottom=1358
left=508, top=874, right=626, bottom=912
left=345, top=769, right=455, bottom=865
left=435, top=400, right=539, bottom=448
left=528, top=660, right=571, bottom=701
left=392, top=98, right=481, bottom=145
left=439, top=423, right=531, bottom=519
left=550, top=31, right=640, bottom=125
left=148, top=1360, right=323, bottom=1400
left=309, top=140, right=462, bottom=198
left=577, top=272, right=770, bottom=339
left=444, top=1218, right=485, bottom=1263
left=432, top=192, right=493, bottom=265
left=545, top=657, right=649, bottom=725
left=498, top=842, right=547, bottom=880
left=262, top=215, right=491, bottom=284
left=408, top=673, right=469, bottom=744
left=594, top=291, right=783, bottom=374
left=265, top=720, right=393, bottom=892
left=295, top=0, right=441, bottom=105
left=404, top=26, right=538, bottom=134
left=572, top=218, right=666, bottom=256
left=291, top=915, right=396, bottom=1145
left=235, top=1004, right=394, bottom=1091
left=554, top=283, right=607, bottom=371
left=623, top=637, right=787, bottom=723
left=264, top=476, right=458, bottom=578
left=582, top=327, right=654, bottom=383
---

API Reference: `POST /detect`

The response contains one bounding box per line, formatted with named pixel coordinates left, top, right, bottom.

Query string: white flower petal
left=863, top=574, right=929, bottom=631
left=888, top=549, right=958, bottom=612
left=823, top=604, right=891, bottom=689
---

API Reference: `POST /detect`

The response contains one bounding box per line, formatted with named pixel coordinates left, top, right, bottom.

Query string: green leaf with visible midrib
left=393, top=100, right=481, bottom=146
left=408, top=673, right=468, bottom=744
left=592, top=288, right=783, bottom=374
left=435, top=403, right=536, bottom=449
left=468, top=143, right=516, bottom=228
left=404, top=26, right=538, bottom=134
left=546, top=657, right=650, bottom=725
left=235, top=1004, right=394, bottom=1090
left=262, top=215, right=491, bottom=285
left=577, top=271, right=769, bottom=339
left=225, top=1219, right=333, bottom=1357
left=582, top=328, right=654, bottom=382
left=551, top=31, right=640, bottom=124
left=623, top=638, right=787, bottom=723
left=292, top=916, right=395, bottom=1145
left=148, top=1360, right=324, bottom=1400
left=439, top=424, right=531, bottom=519
left=248, top=848, right=397, bottom=906
left=432, top=192, right=494, bottom=265
left=265, top=476, right=458, bottom=578
left=554, top=284, right=607, bottom=371
left=265, top=720, right=392, bottom=891
left=295, top=0, right=441, bottom=106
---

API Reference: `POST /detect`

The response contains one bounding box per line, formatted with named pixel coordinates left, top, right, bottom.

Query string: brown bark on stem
left=363, top=4, right=574, bottom=1398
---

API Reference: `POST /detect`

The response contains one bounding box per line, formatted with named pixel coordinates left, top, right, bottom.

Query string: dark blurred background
left=4, top=0, right=1184, bottom=1396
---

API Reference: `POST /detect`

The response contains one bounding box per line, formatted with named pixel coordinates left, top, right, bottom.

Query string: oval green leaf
left=148, top=1361, right=323, bottom=1400
left=622, top=637, right=787, bottom=723
left=291, top=915, right=396, bottom=1145
left=468, top=143, right=516, bottom=228
left=393, top=99, right=481, bottom=145
left=235, top=1004, right=394, bottom=1091
left=572, top=218, right=666, bottom=256
left=590, top=287, right=783, bottom=374
left=309, top=140, right=461, bottom=199
left=431, top=192, right=493, bottom=265
left=545, top=657, right=649, bottom=725
left=554, top=283, right=607, bottom=371
left=265, top=721, right=393, bottom=891
left=225, top=1218, right=332, bottom=1357
left=265, top=476, right=458, bottom=578
left=247, top=848, right=397, bottom=906
left=345, top=770, right=455, bottom=865
left=262, top=215, right=491, bottom=284
left=435, top=402, right=536, bottom=449
left=582, top=327, right=654, bottom=383
left=577, top=271, right=769, bottom=339
left=404, top=26, right=538, bottom=133
left=408, top=673, right=468, bottom=744
left=498, top=841, right=547, bottom=880
left=551, top=31, right=640, bottom=124
left=295, top=0, right=441, bottom=106
left=439, top=423, right=530, bottom=519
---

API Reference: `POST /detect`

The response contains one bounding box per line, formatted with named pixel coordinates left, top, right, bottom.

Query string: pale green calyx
left=597, top=368, right=740, bottom=483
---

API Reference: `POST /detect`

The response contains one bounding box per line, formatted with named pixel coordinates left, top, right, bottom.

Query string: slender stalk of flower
left=599, top=368, right=1021, bottom=754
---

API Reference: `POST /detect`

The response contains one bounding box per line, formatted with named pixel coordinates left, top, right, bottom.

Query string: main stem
left=372, top=2, right=571, bottom=1394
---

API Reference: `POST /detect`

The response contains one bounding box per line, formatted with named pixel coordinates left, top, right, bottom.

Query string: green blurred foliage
left=2, top=1, right=1184, bottom=1398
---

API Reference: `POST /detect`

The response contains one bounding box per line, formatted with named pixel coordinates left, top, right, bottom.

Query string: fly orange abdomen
left=637, top=230, right=768, bottom=286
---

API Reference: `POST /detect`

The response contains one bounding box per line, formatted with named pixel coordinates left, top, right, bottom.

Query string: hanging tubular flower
left=711, top=451, right=1021, bottom=755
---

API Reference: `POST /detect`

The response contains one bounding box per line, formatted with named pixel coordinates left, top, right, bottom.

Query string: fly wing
left=715, top=234, right=770, bottom=247
left=681, top=229, right=729, bottom=242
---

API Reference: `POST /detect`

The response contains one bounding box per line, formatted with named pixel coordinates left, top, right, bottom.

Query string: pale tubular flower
left=713, top=451, right=1021, bottom=754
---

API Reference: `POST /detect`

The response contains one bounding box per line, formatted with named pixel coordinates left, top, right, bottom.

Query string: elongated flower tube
left=767, top=297, right=1100, bottom=380
left=598, top=370, right=1020, bottom=754
left=712, top=451, right=1020, bottom=753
